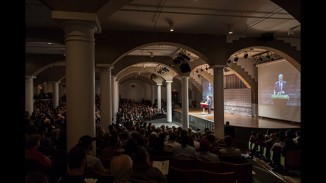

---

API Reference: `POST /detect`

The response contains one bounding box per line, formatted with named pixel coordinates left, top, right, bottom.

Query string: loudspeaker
left=179, top=63, right=191, bottom=73
left=260, top=33, right=274, bottom=41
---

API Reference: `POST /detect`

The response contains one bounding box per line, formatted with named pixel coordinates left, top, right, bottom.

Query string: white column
left=43, top=82, right=48, bottom=93
left=157, top=84, right=162, bottom=110
left=213, top=65, right=225, bottom=139
left=181, top=76, right=189, bottom=129
left=116, top=82, right=120, bottom=113
left=25, top=76, right=36, bottom=115
left=53, top=82, right=60, bottom=108
left=112, top=76, right=118, bottom=124
left=64, top=21, right=97, bottom=152
left=151, top=85, right=155, bottom=106
left=100, top=66, right=112, bottom=132
left=166, top=80, right=173, bottom=123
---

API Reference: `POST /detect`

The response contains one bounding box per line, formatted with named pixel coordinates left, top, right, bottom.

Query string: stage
left=173, top=108, right=300, bottom=129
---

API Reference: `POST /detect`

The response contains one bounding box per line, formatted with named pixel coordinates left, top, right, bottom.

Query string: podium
left=200, top=102, right=208, bottom=114
left=271, top=94, right=289, bottom=105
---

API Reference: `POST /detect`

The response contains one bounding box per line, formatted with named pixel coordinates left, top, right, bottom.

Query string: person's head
left=226, top=121, right=230, bottom=125
left=199, top=138, right=210, bottom=152
left=278, top=74, right=283, bottom=81
left=67, top=145, right=87, bottom=171
left=110, top=154, right=133, bottom=182
left=224, top=135, right=233, bottom=147
left=78, top=135, right=95, bottom=152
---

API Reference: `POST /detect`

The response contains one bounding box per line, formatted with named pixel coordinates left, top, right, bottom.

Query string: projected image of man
left=274, top=74, right=287, bottom=95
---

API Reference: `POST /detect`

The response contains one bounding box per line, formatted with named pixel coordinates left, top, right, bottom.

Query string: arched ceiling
left=26, top=0, right=300, bottom=85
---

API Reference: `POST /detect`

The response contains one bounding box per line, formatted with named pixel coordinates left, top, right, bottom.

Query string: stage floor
left=175, top=108, right=301, bottom=129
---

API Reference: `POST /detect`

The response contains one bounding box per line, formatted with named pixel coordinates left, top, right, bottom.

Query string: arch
left=226, top=37, right=300, bottom=71
left=32, top=61, right=66, bottom=76
left=119, top=74, right=156, bottom=86
left=113, top=57, right=180, bottom=76
left=95, top=31, right=226, bottom=66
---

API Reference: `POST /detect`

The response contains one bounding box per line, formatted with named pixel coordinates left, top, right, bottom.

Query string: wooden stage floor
left=175, top=108, right=301, bottom=129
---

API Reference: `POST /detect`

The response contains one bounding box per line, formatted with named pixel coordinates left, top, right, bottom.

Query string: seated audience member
left=59, top=146, right=87, bottom=183
left=173, top=134, right=196, bottom=160
left=76, top=135, right=107, bottom=174
left=219, top=135, right=241, bottom=159
left=195, top=138, right=220, bottom=163
left=25, top=134, right=52, bottom=174
left=130, top=146, right=168, bottom=183
left=163, top=132, right=181, bottom=153
left=110, top=154, right=133, bottom=183
left=101, top=134, right=124, bottom=160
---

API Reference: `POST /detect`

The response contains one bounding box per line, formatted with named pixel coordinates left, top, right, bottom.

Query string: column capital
left=212, top=64, right=227, bottom=68
left=165, top=80, right=173, bottom=83
left=181, top=75, right=189, bottom=79
left=52, top=11, right=101, bottom=33
left=98, top=64, right=114, bottom=73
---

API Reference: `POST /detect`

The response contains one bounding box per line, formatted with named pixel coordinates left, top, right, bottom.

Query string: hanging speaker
left=179, top=63, right=191, bottom=73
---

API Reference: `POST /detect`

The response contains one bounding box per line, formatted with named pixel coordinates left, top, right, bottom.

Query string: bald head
left=110, top=154, right=133, bottom=182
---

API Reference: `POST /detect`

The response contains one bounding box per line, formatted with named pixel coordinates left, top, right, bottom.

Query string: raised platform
left=173, top=108, right=300, bottom=129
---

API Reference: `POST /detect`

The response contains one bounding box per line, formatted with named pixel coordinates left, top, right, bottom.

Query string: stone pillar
left=157, top=84, right=162, bottom=110
left=112, top=75, right=119, bottom=124
left=181, top=76, right=189, bottom=129
left=63, top=21, right=97, bottom=152
left=53, top=82, right=60, bottom=108
left=25, top=76, right=36, bottom=115
left=151, top=85, right=155, bottom=106
left=100, top=66, right=112, bottom=132
left=213, top=65, right=225, bottom=139
left=166, top=80, right=173, bottom=123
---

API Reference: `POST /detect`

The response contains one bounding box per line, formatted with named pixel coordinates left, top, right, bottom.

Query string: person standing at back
left=224, top=121, right=235, bottom=138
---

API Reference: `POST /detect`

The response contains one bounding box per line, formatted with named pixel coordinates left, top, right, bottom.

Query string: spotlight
left=243, top=52, right=248, bottom=59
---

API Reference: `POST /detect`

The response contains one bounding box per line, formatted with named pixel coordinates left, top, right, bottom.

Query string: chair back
left=200, top=170, right=236, bottom=183
left=168, top=167, right=200, bottom=183
left=222, top=162, right=252, bottom=183
left=195, top=160, right=222, bottom=173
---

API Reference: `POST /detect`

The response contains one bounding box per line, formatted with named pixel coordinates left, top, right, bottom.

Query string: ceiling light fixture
left=169, top=22, right=174, bottom=32
left=228, top=26, right=233, bottom=35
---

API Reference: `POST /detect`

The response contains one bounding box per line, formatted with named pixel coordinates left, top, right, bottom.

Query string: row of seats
left=249, top=142, right=301, bottom=172
left=168, top=159, right=252, bottom=183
